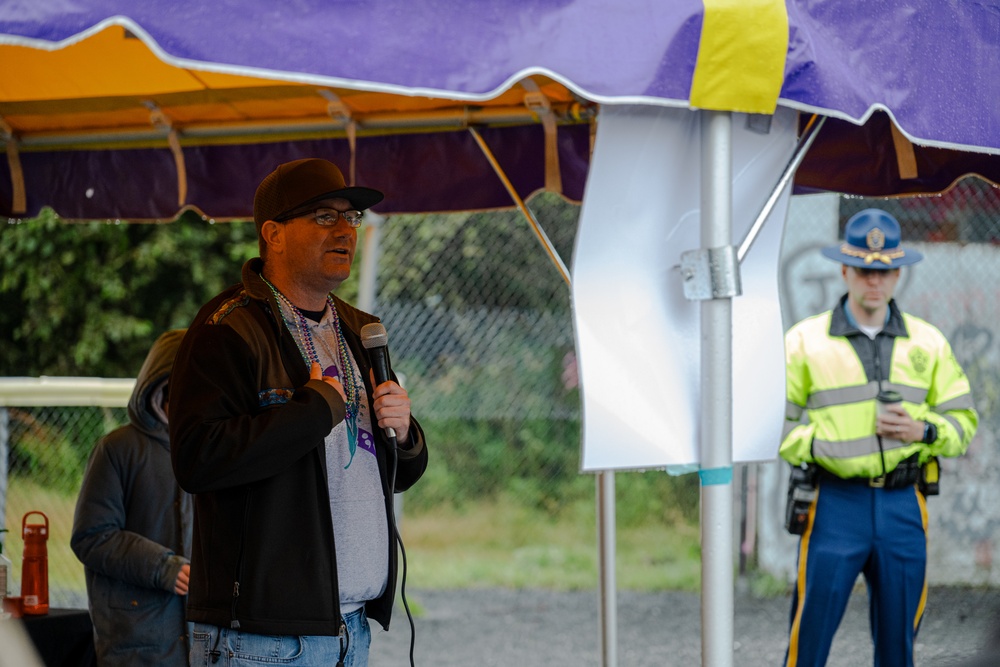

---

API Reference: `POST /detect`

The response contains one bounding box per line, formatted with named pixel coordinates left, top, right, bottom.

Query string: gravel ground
left=368, top=586, right=1000, bottom=666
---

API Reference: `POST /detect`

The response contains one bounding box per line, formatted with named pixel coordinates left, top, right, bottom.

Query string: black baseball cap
left=252, top=158, right=384, bottom=230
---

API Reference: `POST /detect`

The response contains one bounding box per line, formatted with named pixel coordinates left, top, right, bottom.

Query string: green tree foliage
left=1, top=196, right=702, bottom=530
left=0, top=209, right=259, bottom=377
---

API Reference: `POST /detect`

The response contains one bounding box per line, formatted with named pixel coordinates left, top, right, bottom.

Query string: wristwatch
left=922, top=421, right=938, bottom=444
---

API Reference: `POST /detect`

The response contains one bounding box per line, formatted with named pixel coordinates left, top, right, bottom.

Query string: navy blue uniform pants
left=785, top=477, right=928, bottom=667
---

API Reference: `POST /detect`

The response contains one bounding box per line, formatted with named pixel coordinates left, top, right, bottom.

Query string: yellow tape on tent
left=690, top=0, right=788, bottom=114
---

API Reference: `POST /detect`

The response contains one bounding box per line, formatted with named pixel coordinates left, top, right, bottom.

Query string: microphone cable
left=361, top=322, right=415, bottom=665
left=386, top=437, right=417, bottom=667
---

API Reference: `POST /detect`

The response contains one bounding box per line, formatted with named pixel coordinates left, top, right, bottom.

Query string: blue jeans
left=190, top=607, right=371, bottom=667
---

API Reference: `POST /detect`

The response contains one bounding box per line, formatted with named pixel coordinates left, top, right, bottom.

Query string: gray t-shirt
left=305, top=312, right=389, bottom=615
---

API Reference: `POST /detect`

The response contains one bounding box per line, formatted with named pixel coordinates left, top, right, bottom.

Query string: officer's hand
left=310, top=362, right=346, bottom=403
left=876, top=404, right=921, bottom=442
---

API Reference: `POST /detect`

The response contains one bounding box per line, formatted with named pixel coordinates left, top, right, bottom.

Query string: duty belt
left=817, top=455, right=922, bottom=490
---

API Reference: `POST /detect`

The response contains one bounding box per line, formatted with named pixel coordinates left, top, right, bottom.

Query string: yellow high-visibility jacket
left=780, top=297, right=977, bottom=479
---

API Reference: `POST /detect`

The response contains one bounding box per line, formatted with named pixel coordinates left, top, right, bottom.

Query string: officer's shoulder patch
left=207, top=290, right=250, bottom=325
left=909, top=347, right=929, bottom=374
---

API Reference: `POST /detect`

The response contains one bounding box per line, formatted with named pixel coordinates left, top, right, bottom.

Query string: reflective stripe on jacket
left=780, top=296, right=977, bottom=479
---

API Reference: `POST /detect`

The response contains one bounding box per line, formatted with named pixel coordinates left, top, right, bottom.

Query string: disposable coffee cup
left=876, top=389, right=903, bottom=415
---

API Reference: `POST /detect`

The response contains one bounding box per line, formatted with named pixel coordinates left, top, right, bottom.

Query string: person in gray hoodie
left=71, top=329, right=192, bottom=667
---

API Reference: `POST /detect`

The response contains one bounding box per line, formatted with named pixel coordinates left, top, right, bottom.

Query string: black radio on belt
left=785, top=463, right=818, bottom=535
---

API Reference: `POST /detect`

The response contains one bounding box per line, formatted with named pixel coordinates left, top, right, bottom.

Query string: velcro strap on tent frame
left=319, top=90, right=358, bottom=185
left=889, top=121, right=919, bottom=180
left=143, top=101, right=187, bottom=208
left=521, top=79, right=562, bottom=194
left=0, top=115, right=26, bottom=214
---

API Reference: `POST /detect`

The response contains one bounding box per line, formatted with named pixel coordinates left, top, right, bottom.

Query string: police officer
left=780, top=208, right=978, bottom=667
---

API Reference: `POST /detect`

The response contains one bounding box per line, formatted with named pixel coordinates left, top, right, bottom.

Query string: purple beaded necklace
left=262, top=275, right=361, bottom=452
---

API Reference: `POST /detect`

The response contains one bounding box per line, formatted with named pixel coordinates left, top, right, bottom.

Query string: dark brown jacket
left=169, top=258, right=427, bottom=635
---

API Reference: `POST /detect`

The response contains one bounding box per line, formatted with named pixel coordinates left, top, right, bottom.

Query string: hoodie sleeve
left=71, top=437, right=188, bottom=593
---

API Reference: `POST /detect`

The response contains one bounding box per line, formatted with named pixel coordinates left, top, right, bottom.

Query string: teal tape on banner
left=698, top=467, right=733, bottom=486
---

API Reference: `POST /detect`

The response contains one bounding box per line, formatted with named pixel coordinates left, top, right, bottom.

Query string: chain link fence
left=1, top=405, right=128, bottom=608
left=372, top=194, right=591, bottom=513
left=2, top=177, right=999, bottom=608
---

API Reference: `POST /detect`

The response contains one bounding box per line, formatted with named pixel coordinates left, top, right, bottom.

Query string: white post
left=700, top=110, right=735, bottom=667
left=357, top=211, right=385, bottom=313
left=357, top=212, right=402, bottom=514
left=0, top=407, right=8, bottom=554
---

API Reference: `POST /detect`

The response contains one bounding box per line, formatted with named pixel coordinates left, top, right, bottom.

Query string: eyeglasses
left=307, top=208, right=365, bottom=229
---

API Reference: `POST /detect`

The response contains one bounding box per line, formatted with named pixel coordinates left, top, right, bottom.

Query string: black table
left=21, top=608, right=97, bottom=667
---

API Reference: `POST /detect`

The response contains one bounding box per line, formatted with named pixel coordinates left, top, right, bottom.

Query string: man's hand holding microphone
left=308, top=334, right=411, bottom=446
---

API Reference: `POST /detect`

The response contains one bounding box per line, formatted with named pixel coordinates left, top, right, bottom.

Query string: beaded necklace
left=262, top=275, right=362, bottom=452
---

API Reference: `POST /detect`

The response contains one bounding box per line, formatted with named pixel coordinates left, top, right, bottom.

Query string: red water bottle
left=21, top=511, right=49, bottom=616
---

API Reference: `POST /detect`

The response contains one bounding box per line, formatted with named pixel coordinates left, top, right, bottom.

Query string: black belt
left=817, top=456, right=921, bottom=490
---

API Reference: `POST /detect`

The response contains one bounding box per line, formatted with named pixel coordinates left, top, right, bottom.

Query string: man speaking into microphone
left=169, top=158, right=428, bottom=667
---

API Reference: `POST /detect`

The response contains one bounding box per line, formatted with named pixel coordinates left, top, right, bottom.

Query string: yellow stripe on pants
left=785, top=489, right=819, bottom=667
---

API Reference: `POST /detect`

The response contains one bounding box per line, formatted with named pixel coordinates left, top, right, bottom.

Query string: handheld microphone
left=360, top=322, right=396, bottom=441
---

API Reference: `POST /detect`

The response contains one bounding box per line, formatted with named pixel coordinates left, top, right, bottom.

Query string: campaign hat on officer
left=253, top=158, right=384, bottom=231
left=821, top=208, right=923, bottom=269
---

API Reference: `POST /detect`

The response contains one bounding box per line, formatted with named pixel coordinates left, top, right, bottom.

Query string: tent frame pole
left=700, top=109, right=735, bottom=667
left=737, top=114, right=825, bottom=263
left=467, top=127, right=571, bottom=284
left=8, top=104, right=593, bottom=150
left=597, top=469, right=617, bottom=667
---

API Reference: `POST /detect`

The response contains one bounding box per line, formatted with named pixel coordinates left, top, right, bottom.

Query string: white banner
left=574, top=105, right=796, bottom=470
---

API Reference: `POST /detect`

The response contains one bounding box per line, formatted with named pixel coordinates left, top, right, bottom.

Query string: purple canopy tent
left=1, top=0, right=998, bottom=219
left=2, top=3, right=999, bottom=667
